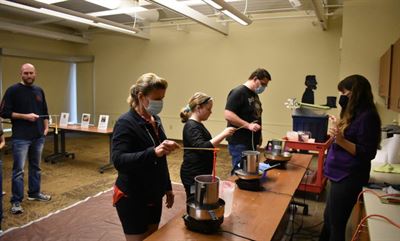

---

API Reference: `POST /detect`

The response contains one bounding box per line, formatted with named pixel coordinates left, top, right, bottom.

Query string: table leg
left=98, top=134, right=114, bottom=173
left=45, top=129, right=75, bottom=163
left=44, top=131, right=61, bottom=162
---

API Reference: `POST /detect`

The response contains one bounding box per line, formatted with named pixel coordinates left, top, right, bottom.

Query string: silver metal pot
left=241, top=150, right=260, bottom=174
left=194, top=175, right=220, bottom=206
left=187, top=198, right=225, bottom=221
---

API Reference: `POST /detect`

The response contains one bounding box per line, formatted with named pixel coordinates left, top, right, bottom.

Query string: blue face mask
left=255, top=85, right=266, bottom=94
left=146, top=99, right=163, bottom=115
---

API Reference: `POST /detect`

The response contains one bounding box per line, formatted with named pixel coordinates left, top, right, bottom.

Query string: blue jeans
left=11, top=137, right=45, bottom=204
left=228, top=144, right=248, bottom=173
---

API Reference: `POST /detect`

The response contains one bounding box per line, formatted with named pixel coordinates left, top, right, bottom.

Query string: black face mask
left=339, top=95, right=349, bottom=109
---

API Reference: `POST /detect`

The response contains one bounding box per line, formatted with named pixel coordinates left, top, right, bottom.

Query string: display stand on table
left=284, top=135, right=334, bottom=199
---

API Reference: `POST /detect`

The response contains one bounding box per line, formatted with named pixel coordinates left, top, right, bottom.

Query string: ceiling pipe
left=147, top=0, right=228, bottom=35
left=311, top=0, right=328, bottom=30
left=3, top=0, right=149, bottom=39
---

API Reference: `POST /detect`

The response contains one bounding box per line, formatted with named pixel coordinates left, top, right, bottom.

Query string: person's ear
left=138, top=92, right=146, bottom=102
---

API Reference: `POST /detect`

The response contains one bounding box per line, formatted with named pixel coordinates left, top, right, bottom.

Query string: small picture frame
left=81, top=113, right=91, bottom=128
left=97, top=115, right=109, bottom=130
left=59, top=112, right=69, bottom=127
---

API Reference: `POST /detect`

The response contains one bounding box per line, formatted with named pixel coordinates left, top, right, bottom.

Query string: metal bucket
left=241, top=150, right=260, bottom=174
left=194, top=175, right=220, bottom=206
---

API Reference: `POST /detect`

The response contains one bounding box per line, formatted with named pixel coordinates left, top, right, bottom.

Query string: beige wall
left=1, top=56, right=70, bottom=117
left=340, top=0, right=400, bottom=125
left=0, top=30, right=81, bottom=55
left=77, top=62, right=94, bottom=122
left=88, top=15, right=342, bottom=143
left=0, top=31, right=94, bottom=122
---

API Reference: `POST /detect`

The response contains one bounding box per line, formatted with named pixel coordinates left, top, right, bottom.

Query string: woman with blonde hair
left=180, top=92, right=235, bottom=200
left=112, top=73, right=179, bottom=241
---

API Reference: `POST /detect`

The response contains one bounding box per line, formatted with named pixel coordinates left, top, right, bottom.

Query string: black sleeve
left=355, top=111, right=381, bottom=161
left=164, top=164, right=172, bottom=192
left=0, top=88, right=13, bottom=119
left=41, top=89, right=49, bottom=119
left=158, top=120, right=173, bottom=192
left=111, top=118, right=157, bottom=171
left=183, top=122, right=213, bottom=148
left=225, top=88, right=244, bottom=113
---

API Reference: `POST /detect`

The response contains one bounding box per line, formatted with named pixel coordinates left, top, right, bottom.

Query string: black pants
left=319, top=174, right=364, bottom=241
left=183, top=184, right=194, bottom=202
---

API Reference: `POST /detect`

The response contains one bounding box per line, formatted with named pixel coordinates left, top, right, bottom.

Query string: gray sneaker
left=27, top=193, right=51, bottom=202
left=11, top=202, right=24, bottom=214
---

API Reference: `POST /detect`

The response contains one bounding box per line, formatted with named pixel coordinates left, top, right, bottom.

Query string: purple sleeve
left=354, top=111, right=381, bottom=161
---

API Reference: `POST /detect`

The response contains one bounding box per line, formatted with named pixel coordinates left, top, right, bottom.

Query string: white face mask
left=145, top=99, right=163, bottom=115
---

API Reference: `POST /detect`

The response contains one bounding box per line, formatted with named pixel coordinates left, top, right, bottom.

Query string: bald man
left=0, top=63, right=51, bottom=215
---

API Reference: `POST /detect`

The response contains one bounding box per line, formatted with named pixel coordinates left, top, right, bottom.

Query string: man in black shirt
left=224, top=68, right=271, bottom=171
left=0, top=63, right=51, bottom=215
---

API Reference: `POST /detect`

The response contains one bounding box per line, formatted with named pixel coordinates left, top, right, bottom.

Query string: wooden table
left=45, top=124, right=113, bottom=173
left=146, top=153, right=312, bottom=241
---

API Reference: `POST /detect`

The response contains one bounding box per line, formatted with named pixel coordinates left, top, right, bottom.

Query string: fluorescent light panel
left=202, top=0, right=222, bottom=9
left=0, top=0, right=138, bottom=36
left=39, top=8, right=137, bottom=34
left=84, top=0, right=121, bottom=9
left=89, top=6, right=147, bottom=17
left=96, top=23, right=136, bottom=35
left=221, top=9, right=248, bottom=26
left=148, top=0, right=228, bottom=35
left=35, top=0, right=67, bottom=4
left=40, top=8, right=94, bottom=24
left=288, top=0, right=302, bottom=8
left=182, top=0, right=240, bottom=7
left=202, top=0, right=252, bottom=25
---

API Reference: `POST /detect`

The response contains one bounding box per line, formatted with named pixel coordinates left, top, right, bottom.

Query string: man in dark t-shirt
left=0, top=63, right=51, bottom=215
left=224, top=68, right=271, bottom=171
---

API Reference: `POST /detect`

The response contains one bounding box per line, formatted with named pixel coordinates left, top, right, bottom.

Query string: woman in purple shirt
left=319, top=75, right=381, bottom=241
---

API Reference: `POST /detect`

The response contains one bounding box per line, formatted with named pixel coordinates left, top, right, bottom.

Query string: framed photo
left=59, top=112, right=69, bottom=127
left=81, top=113, right=91, bottom=128
left=97, top=115, right=109, bottom=130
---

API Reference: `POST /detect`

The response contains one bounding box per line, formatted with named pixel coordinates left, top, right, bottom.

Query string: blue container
left=292, top=115, right=329, bottom=143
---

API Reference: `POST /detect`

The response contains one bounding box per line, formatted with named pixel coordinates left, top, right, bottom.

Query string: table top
left=284, top=135, right=334, bottom=151
left=363, top=188, right=400, bottom=241
left=49, top=124, right=113, bottom=134
left=146, top=153, right=312, bottom=241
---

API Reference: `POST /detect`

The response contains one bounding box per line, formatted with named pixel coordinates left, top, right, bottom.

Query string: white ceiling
left=0, top=0, right=343, bottom=44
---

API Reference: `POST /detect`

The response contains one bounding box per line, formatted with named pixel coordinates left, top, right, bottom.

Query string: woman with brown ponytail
left=179, top=92, right=235, bottom=200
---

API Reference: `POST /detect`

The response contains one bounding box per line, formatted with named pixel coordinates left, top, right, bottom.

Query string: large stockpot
left=194, top=175, right=220, bottom=206
left=187, top=198, right=225, bottom=221
left=241, top=150, right=260, bottom=174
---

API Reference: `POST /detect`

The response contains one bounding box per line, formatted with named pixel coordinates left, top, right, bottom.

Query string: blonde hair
left=127, top=73, right=168, bottom=108
left=180, top=92, right=212, bottom=123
